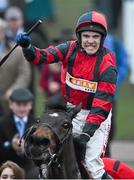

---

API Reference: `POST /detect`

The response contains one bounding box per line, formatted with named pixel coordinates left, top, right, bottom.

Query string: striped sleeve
left=86, top=59, right=117, bottom=125
left=23, top=41, right=71, bottom=65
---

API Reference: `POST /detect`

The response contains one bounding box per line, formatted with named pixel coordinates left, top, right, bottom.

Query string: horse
left=21, top=94, right=91, bottom=179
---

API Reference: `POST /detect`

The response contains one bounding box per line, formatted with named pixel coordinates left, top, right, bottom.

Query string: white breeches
left=71, top=108, right=111, bottom=179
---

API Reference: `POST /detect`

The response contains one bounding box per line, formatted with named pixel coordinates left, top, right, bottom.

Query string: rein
left=20, top=120, right=72, bottom=169
left=36, top=121, right=73, bottom=162
left=38, top=122, right=72, bottom=179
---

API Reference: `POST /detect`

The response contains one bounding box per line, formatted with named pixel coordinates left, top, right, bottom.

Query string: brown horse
left=21, top=94, right=91, bottom=179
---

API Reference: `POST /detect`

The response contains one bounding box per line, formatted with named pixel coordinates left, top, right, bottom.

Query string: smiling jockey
left=15, top=11, right=117, bottom=179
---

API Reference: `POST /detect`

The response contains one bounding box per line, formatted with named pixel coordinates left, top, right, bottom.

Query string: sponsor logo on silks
left=66, top=72, right=98, bottom=93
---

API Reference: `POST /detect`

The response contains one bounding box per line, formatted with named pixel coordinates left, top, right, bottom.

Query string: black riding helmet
left=75, top=11, right=108, bottom=46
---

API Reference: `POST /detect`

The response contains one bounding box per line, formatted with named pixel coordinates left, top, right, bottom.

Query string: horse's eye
left=62, top=122, right=71, bottom=129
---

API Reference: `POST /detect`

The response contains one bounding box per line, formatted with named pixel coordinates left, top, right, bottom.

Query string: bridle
left=20, top=119, right=73, bottom=178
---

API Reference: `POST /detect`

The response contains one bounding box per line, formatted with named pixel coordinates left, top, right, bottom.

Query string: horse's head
left=23, top=94, right=80, bottom=164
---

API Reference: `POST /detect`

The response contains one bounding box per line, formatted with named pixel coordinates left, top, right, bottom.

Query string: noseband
left=20, top=119, right=73, bottom=178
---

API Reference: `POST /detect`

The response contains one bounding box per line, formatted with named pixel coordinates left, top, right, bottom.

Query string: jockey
left=15, top=11, right=117, bottom=179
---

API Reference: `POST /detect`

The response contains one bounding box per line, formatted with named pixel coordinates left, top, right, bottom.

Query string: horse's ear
left=67, top=104, right=81, bottom=120
left=45, top=93, right=66, bottom=111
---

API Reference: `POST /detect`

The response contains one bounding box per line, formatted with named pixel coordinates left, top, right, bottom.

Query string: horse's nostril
left=29, top=135, right=50, bottom=146
left=41, top=138, right=50, bottom=146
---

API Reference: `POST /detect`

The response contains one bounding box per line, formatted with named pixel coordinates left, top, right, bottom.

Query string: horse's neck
left=61, top=135, right=81, bottom=179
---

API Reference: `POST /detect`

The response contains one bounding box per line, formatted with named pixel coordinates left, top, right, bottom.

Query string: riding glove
left=15, top=32, right=31, bottom=48
left=74, top=123, right=100, bottom=161
left=82, top=122, right=100, bottom=137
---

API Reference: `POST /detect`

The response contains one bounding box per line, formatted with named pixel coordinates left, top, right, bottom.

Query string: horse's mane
left=45, top=93, right=66, bottom=111
left=45, top=93, right=81, bottom=119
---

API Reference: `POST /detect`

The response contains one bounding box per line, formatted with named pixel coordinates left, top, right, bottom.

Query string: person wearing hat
left=4, top=6, right=48, bottom=107
left=0, top=88, right=38, bottom=178
left=0, top=17, right=31, bottom=117
left=15, top=11, right=117, bottom=179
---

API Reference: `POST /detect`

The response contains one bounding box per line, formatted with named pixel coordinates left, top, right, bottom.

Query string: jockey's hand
left=73, top=133, right=90, bottom=161
left=15, top=32, right=31, bottom=48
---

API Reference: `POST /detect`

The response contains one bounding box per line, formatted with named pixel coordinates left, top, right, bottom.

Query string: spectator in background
left=0, top=18, right=31, bottom=117
left=104, top=34, right=129, bottom=157
left=0, top=0, right=9, bottom=18
left=4, top=6, right=24, bottom=43
left=39, top=29, right=73, bottom=98
left=40, top=62, right=61, bottom=97
left=0, top=88, right=38, bottom=178
left=4, top=6, right=47, bottom=110
left=4, top=5, right=47, bottom=48
left=39, top=39, right=61, bottom=98
left=0, top=160, right=25, bottom=179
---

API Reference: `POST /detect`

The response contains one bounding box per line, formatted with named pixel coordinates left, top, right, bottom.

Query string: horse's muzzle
left=29, top=135, right=50, bottom=147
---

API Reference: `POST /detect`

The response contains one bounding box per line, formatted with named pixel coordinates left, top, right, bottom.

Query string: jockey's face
left=9, top=101, right=32, bottom=118
left=81, top=31, right=102, bottom=55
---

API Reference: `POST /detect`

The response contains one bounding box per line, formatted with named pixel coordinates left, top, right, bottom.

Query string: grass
left=44, top=0, right=90, bottom=39
left=116, top=80, right=134, bottom=140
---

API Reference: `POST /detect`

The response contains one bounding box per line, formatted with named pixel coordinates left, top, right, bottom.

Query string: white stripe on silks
left=66, top=72, right=98, bottom=93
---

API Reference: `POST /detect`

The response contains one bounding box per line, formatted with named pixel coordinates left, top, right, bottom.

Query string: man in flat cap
left=0, top=88, right=38, bottom=178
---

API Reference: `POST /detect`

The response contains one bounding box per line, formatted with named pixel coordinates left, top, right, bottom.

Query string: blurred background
left=31, top=0, right=134, bottom=141
left=29, top=0, right=134, bottom=167
left=0, top=0, right=134, bottom=167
